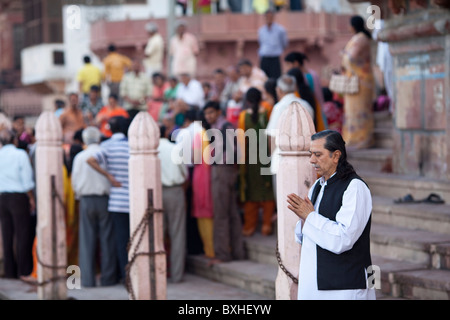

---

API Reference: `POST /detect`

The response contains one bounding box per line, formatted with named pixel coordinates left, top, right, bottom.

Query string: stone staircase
left=186, top=110, right=450, bottom=300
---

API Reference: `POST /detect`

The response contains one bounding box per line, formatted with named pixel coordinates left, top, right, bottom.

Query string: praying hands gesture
left=287, top=193, right=315, bottom=221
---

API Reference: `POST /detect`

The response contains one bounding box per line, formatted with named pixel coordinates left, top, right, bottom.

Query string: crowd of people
left=0, top=11, right=381, bottom=288
left=176, top=0, right=304, bottom=15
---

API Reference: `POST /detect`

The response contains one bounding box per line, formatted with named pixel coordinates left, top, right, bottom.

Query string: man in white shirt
left=120, top=60, right=152, bottom=120
left=287, top=130, right=376, bottom=300
left=0, top=129, right=35, bottom=279
left=237, top=59, right=268, bottom=94
left=158, top=125, right=188, bottom=283
left=71, top=126, right=116, bottom=287
left=174, top=109, right=203, bottom=166
left=175, top=73, right=205, bottom=112
left=144, top=23, right=164, bottom=78
left=266, top=74, right=314, bottom=200
left=173, top=108, right=204, bottom=256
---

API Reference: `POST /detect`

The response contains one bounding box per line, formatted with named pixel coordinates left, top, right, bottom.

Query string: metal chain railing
left=125, top=202, right=165, bottom=300
left=21, top=175, right=68, bottom=287
left=275, top=241, right=298, bottom=284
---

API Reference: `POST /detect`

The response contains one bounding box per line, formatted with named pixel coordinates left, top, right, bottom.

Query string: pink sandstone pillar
left=128, top=111, right=166, bottom=300
left=275, top=101, right=316, bottom=300
left=35, top=111, right=67, bottom=300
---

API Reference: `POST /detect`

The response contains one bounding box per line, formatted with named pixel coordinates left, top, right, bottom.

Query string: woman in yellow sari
left=341, top=16, right=375, bottom=149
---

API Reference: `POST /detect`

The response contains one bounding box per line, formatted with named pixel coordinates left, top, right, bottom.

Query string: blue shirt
left=94, top=133, right=130, bottom=213
left=258, top=22, right=288, bottom=57
left=0, top=144, right=35, bottom=193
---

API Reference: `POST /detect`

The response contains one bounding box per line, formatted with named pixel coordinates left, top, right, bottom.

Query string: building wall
left=379, top=7, right=450, bottom=180
left=89, top=11, right=354, bottom=84
left=0, top=10, right=23, bottom=89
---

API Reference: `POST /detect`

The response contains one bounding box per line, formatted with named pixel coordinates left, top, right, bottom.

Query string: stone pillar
left=127, top=111, right=166, bottom=300
left=275, top=102, right=316, bottom=300
left=35, top=111, right=67, bottom=300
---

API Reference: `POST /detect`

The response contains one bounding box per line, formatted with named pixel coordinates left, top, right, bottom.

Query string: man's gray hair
left=276, top=74, right=297, bottom=94
left=0, top=129, right=13, bottom=146
left=145, top=22, right=158, bottom=33
left=82, top=126, right=101, bottom=145
left=175, top=20, right=187, bottom=29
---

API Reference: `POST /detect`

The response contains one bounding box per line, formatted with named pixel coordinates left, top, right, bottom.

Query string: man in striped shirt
left=87, top=116, right=130, bottom=283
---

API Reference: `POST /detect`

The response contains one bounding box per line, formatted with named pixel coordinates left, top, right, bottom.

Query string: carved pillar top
left=128, top=111, right=160, bottom=155
left=277, top=101, right=316, bottom=154
left=35, top=111, right=62, bottom=147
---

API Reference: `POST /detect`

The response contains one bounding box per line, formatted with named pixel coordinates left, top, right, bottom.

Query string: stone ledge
left=359, top=171, right=450, bottom=203
left=392, top=269, right=450, bottom=299
left=370, top=223, right=450, bottom=265
left=186, top=255, right=277, bottom=299
left=372, top=195, right=450, bottom=234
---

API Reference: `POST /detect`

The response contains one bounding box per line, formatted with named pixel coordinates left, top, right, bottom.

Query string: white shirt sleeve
left=301, top=179, right=372, bottom=255
left=295, top=220, right=303, bottom=244
left=294, top=180, right=317, bottom=245
left=19, top=151, right=35, bottom=192
left=71, top=154, right=81, bottom=196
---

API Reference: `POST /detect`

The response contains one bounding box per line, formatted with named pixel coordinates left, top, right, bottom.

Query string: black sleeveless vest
left=310, top=172, right=372, bottom=290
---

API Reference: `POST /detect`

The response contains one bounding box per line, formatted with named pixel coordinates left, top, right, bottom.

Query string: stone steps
left=186, top=226, right=450, bottom=299
left=359, top=170, right=450, bottom=204
left=370, top=223, right=450, bottom=267
left=374, top=111, right=394, bottom=149
left=373, top=127, right=394, bottom=149
left=390, top=269, right=450, bottom=300
left=372, top=195, right=450, bottom=235
left=432, top=243, right=450, bottom=270
left=348, top=148, right=393, bottom=173
left=374, top=110, right=393, bottom=129
left=186, top=254, right=277, bottom=299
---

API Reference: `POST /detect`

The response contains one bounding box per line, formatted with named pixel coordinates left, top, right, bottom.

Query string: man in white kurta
left=144, top=23, right=164, bottom=78
left=169, top=21, right=199, bottom=77
left=287, top=130, right=376, bottom=300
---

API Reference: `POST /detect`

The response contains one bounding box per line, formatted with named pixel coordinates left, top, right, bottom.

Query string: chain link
left=22, top=183, right=68, bottom=288
left=125, top=206, right=165, bottom=300
left=275, top=241, right=298, bottom=284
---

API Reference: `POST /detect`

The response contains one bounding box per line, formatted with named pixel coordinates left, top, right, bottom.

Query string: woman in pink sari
left=148, top=72, right=170, bottom=122
left=191, top=123, right=214, bottom=259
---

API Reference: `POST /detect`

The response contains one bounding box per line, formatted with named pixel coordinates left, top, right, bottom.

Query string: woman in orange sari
left=260, top=78, right=278, bottom=120
left=340, top=16, right=375, bottom=149
left=237, top=88, right=275, bottom=236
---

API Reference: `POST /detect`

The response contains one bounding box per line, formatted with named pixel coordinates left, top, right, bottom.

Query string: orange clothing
left=103, top=52, right=132, bottom=83
left=30, top=237, right=37, bottom=279
left=96, top=106, right=129, bottom=138
left=243, top=201, right=275, bottom=236
left=261, top=101, right=273, bottom=119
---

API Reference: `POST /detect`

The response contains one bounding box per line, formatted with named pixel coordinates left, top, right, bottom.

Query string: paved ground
left=0, top=272, right=270, bottom=300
